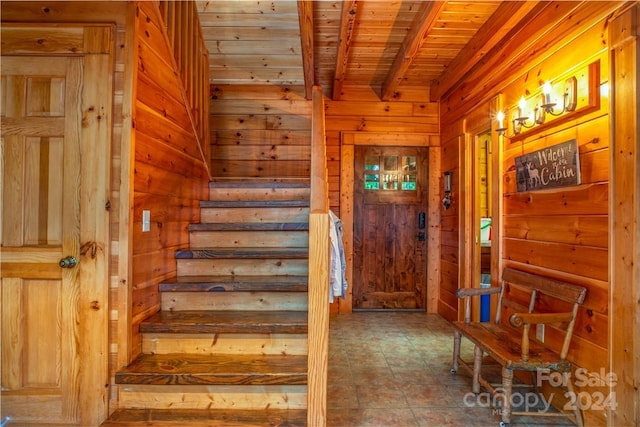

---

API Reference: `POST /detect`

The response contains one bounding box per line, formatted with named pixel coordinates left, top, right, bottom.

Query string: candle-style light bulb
left=543, top=81, right=553, bottom=105
left=518, top=96, right=527, bottom=118
left=496, top=110, right=505, bottom=129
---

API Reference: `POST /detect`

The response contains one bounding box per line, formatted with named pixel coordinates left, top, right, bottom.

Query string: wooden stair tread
left=200, top=200, right=309, bottom=208
left=209, top=179, right=310, bottom=188
left=189, top=222, right=309, bottom=231
left=159, top=275, right=308, bottom=292
left=176, top=247, right=309, bottom=259
left=115, top=353, right=307, bottom=385
left=140, top=310, right=308, bottom=334
left=101, top=408, right=307, bottom=426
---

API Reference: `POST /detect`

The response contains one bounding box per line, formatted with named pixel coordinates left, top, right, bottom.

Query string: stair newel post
left=308, top=85, right=330, bottom=427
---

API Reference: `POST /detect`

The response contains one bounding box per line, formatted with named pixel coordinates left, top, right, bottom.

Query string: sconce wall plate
left=442, top=171, right=453, bottom=210
left=443, top=171, right=452, bottom=192
left=564, top=76, right=577, bottom=111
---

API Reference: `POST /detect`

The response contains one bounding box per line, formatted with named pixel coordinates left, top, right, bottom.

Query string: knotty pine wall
left=325, top=86, right=440, bottom=214
left=130, top=2, right=209, bottom=359
left=209, top=85, right=312, bottom=179
left=438, top=5, right=627, bottom=425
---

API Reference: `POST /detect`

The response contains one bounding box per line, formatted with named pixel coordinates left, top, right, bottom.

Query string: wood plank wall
left=438, top=5, right=628, bottom=425
left=209, top=85, right=311, bottom=178
left=325, top=86, right=438, bottom=215
left=130, top=2, right=209, bottom=358
left=438, top=125, right=463, bottom=321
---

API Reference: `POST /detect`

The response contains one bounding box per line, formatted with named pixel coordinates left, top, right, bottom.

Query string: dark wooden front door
left=353, top=146, right=428, bottom=309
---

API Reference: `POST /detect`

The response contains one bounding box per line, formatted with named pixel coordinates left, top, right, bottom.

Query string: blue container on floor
left=480, top=276, right=491, bottom=322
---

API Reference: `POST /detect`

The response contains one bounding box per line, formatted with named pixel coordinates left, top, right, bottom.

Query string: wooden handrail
left=307, top=85, right=330, bottom=427
left=157, top=0, right=210, bottom=171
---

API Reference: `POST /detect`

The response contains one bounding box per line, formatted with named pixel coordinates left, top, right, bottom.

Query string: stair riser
left=209, top=187, right=310, bottom=202
left=200, top=207, right=309, bottom=223
left=117, top=384, right=307, bottom=410
left=177, top=259, right=308, bottom=276
left=162, top=292, right=308, bottom=311
left=142, top=333, right=308, bottom=355
left=189, top=230, right=309, bottom=248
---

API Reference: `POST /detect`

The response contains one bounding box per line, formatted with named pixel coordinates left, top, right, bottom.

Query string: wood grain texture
left=117, top=384, right=307, bottom=410
left=102, top=408, right=307, bottom=426
left=129, top=2, right=210, bottom=360
left=609, top=6, right=640, bottom=426
left=175, top=247, right=309, bottom=259
left=140, top=310, right=307, bottom=334
left=159, top=275, right=308, bottom=293
left=116, top=354, right=307, bottom=385
left=1, top=23, right=114, bottom=426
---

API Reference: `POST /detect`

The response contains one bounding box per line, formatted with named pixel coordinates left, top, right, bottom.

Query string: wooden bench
left=451, top=268, right=587, bottom=427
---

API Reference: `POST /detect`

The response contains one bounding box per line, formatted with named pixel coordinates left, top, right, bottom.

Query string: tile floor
left=326, top=312, right=577, bottom=427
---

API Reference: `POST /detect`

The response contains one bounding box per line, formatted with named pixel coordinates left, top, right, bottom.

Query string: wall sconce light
left=442, top=171, right=453, bottom=210
left=496, top=110, right=507, bottom=136
left=535, top=78, right=578, bottom=124
left=512, top=96, right=535, bottom=134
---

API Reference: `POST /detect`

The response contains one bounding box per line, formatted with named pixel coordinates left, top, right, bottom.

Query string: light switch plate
left=142, top=210, right=150, bottom=232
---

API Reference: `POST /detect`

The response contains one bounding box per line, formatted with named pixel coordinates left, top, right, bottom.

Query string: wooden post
left=307, top=86, right=329, bottom=427
left=609, top=5, right=639, bottom=427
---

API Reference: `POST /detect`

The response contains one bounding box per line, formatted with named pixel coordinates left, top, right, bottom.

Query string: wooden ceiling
left=197, top=1, right=547, bottom=101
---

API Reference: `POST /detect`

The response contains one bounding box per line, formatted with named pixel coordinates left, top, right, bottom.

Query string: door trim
left=339, top=132, right=441, bottom=313
left=1, top=23, right=114, bottom=425
left=459, top=95, right=504, bottom=322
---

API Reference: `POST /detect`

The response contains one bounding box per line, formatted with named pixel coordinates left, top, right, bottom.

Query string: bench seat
left=452, top=321, right=573, bottom=372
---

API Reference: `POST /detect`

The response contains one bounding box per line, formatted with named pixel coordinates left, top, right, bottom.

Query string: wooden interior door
left=1, top=56, right=84, bottom=424
left=353, top=146, right=428, bottom=309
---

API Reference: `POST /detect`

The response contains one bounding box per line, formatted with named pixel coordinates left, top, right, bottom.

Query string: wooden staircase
left=103, top=181, right=311, bottom=426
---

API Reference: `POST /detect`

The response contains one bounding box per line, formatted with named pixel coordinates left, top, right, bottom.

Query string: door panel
left=1, top=56, right=82, bottom=424
left=353, top=146, right=428, bottom=309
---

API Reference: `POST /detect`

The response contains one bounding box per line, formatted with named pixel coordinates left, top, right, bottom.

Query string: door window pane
left=364, top=173, right=380, bottom=190
left=365, top=155, right=380, bottom=171
left=400, top=156, right=417, bottom=190
left=383, top=155, right=398, bottom=171
left=363, top=154, right=418, bottom=191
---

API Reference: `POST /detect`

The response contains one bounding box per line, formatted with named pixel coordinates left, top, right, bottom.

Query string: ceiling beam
left=430, top=1, right=542, bottom=101
left=332, top=0, right=358, bottom=101
left=298, top=0, right=315, bottom=100
left=380, top=1, right=446, bottom=101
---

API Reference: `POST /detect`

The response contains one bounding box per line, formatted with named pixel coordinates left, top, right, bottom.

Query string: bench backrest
left=498, top=268, right=587, bottom=360
left=502, top=268, right=587, bottom=305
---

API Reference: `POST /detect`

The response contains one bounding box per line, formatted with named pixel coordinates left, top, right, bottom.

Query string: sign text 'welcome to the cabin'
left=515, top=139, right=581, bottom=192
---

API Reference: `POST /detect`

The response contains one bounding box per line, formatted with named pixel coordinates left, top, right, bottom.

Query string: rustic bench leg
left=451, top=329, right=461, bottom=373
left=472, top=345, right=483, bottom=394
left=501, top=367, right=513, bottom=426
left=566, top=373, right=584, bottom=427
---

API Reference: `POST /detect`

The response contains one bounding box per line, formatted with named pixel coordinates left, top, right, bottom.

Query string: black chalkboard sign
left=515, top=139, right=580, bottom=192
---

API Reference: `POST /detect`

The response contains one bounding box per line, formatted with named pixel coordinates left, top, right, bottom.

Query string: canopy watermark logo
left=461, top=368, right=618, bottom=412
